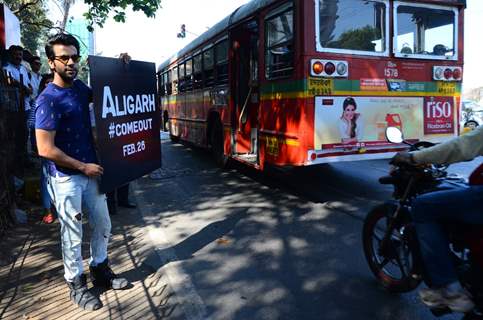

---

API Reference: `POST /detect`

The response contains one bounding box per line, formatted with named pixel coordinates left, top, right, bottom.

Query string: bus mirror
left=386, top=127, right=403, bottom=144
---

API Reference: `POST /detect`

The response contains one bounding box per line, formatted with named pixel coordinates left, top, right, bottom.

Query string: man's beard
left=56, top=66, right=78, bottom=83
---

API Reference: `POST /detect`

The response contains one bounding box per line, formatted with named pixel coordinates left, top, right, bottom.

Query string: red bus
left=158, top=0, right=465, bottom=170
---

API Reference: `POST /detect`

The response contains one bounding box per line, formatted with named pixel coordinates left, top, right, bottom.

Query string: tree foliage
left=326, top=26, right=379, bottom=52
left=82, top=0, right=161, bottom=31
left=3, top=0, right=161, bottom=54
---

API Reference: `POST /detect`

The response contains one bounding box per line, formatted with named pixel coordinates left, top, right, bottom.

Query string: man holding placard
left=35, top=33, right=130, bottom=311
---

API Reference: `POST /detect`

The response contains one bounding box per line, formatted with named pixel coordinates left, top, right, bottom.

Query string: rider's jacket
left=412, top=126, right=483, bottom=165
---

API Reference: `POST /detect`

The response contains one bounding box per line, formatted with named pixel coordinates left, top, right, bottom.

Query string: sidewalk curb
left=133, top=180, right=211, bottom=320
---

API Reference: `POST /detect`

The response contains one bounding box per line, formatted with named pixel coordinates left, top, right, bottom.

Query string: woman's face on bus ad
left=343, top=104, right=356, bottom=121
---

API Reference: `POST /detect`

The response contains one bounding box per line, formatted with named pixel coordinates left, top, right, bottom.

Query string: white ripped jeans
left=49, top=174, right=111, bottom=282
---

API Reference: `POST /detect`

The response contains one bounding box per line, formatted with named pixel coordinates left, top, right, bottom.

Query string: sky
left=58, top=0, right=483, bottom=91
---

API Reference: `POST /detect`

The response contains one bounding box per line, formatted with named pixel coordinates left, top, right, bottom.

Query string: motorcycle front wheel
left=363, top=203, right=423, bottom=293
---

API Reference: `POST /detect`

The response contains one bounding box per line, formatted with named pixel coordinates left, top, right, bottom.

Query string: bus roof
left=158, top=0, right=278, bottom=72
left=157, top=0, right=466, bottom=73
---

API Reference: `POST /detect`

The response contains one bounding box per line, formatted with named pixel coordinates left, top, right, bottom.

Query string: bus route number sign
left=437, top=81, right=457, bottom=95
left=308, top=78, right=333, bottom=96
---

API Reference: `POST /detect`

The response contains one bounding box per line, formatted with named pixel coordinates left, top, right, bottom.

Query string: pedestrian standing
left=35, top=33, right=129, bottom=311
left=28, top=56, right=42, bottom=151
left=3, top=45, right=33, bottom=165
left=107, top=184, right=137, bottom=215
left=38, top=73, right=56, bottom=224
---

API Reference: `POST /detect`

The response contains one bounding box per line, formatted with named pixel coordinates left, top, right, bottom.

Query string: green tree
left=326, top=26, right=380, bottom=52
left=82, top=0, right=161, bottom=32
left=5, top=0, right=161, bottom=54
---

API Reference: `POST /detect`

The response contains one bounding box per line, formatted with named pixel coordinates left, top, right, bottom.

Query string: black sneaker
left=67, top=274, right=102, bottom=311
left=90, top=259, right=130, bottom=290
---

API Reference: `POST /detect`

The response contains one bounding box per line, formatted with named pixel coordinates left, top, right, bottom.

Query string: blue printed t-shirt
left=35, top=80, right=97, bottom=176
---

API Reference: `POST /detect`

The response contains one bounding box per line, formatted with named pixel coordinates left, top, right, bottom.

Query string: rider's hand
left=390, top=152, right=415, bottom=165
left=80, top=163, right=104, bottom=177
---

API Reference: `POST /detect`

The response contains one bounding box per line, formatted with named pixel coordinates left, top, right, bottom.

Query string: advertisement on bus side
left=314, top=96, right=455, bottom=152
left=89, top=56, right=161, bottom=193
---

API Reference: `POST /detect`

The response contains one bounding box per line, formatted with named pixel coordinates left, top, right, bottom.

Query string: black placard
left=89, top=55, right=161, bottom=193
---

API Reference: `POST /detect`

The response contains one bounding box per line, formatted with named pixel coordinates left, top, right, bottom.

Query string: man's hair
left=8, top=45, right=23, bottom=54
left=31, top=55, right=41, bottom=62
left=45, top=33, right=80, bottom=60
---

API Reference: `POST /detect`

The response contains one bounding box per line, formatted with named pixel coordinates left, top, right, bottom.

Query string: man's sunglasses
left=53, top=54, right=81, bottom=65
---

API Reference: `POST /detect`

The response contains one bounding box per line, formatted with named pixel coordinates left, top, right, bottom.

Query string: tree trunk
left=60, top=0, right=73, bottom=31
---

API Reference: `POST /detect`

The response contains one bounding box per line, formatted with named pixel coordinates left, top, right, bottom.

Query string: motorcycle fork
left=380, top=178, right=415, bottom=256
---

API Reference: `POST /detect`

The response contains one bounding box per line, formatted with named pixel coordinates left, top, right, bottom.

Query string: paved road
left=134, top=139, right=481, bottom=320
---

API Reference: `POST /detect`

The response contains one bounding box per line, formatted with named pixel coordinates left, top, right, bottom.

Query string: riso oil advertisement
left=314, top=96, right=456, bottom=152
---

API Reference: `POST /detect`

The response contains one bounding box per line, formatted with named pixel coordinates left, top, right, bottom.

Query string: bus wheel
left=211, top=120, right=228, bottom=168
left=169, top=134, right=179, bottom=142
left=163, top=110, right=169, bottom=131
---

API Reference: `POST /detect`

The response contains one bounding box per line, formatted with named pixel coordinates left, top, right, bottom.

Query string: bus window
left=193, top=54, right=203, bottom=89
left=172, top=66, right=178, bottom=94
left=185, top=59, right=193, bottom=90
left=395, top=4, right=456, bottom=59
left=265, top=3, right=294, bottom=79
left=318, top=0, right=387, bottom=54
left=215, top=40, right=229, bottom=85
left=165, top=71, right=171, bottom=95
left=178, top=63, right=186, bottom=92
left=158, top=72, right=165, bottom=96
left=203, top=48, right=215, bottom=87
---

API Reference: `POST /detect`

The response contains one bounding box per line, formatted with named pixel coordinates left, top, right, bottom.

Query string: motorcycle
left=362, top=127, right=483, bottom=319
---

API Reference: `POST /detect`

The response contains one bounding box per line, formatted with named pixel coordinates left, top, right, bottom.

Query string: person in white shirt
left=27, top=56, right=43, bottom=152
left=2, top=45, right=32, bottom=111
left=3, top=45, right=34, bottom=162
left=29, top=56, right=42, bottom=99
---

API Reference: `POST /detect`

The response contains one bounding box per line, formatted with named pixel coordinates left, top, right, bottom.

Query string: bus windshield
left=395, top=3, right=457, bottom=59
left=318, top=0, right=387, bottom=54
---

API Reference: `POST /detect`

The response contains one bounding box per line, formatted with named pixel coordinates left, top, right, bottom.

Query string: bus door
left=231, top=20, right=259, bottom=163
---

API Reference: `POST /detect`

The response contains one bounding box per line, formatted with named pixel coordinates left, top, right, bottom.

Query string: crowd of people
left=2, top=45, right=57, bottom=223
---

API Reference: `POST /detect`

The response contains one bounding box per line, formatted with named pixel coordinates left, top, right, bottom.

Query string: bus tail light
left=452, top=68, right=462, bottom=80
left=434, top=67, right=444, bottom=80
left=336, top=62, right=347, bottom=76
left=311, top=59, right=348, bottom=78
left=433, top=66, right=462, bottom=82
left=312, top=61, right=324, bottom=75
left=324, top=62, right=335, bottom=75
left=444, top=68, right=452, bottom=80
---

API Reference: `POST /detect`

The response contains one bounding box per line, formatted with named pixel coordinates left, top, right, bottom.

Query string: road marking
left=132, top=181, right=211, bottom=320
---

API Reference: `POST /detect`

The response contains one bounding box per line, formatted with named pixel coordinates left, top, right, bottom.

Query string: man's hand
left=390, top=152, right=415, bottom=165
left=119, top=53, right=131, bottom=65
left=24, top=84, right=33, bottom=95
left=80, top=163, right=104, bottom=177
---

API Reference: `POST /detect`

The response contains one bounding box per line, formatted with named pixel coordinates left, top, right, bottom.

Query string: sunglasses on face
left=53, top=54, right=81, bottom=65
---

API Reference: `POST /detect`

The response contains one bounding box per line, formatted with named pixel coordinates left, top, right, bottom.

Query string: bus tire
left=210, top=120, right=228, bottom=168
left=163, top=110, right=169, bottom=132
left=170, top=135, right=179, bottom=142
left=169, top=127, right=179, bottom=142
